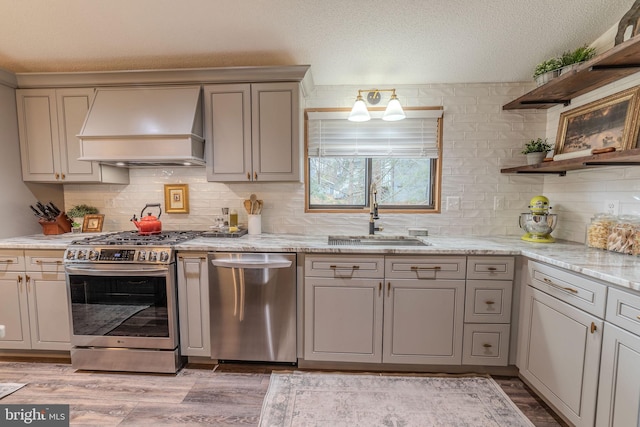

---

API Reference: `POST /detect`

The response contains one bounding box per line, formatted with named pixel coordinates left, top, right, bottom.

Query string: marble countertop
left=1, top=232, right=639, bottom=291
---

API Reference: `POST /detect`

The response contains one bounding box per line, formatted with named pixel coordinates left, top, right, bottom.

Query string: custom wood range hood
left=77, top=86, right=205, bottom=167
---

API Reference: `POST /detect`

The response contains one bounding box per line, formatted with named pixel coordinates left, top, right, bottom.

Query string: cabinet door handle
left=61, top=173, right=65, bottom=180
left=590, top=322, right=597, bottom=334
left=485, top=300, right=495, bottom=305
left=25, top=274, right=30, bottom=292
left=247, top=172, right=251, bottom=180
left=55, top=173, right=60, bottom=180
left=482, top=343, right=493, bottom=348
left=329, top=265, right=360, bottom=270
left=254, top=171, right=258, bottom=180
left=35, top=260, right=62, bottom=265
left=0, top=259, right=14, bottom=263
left=378, top=282, right=382, bottom=296
left=410, top=266, right=441, bottom=271
left=543, top=277, right=578, bottom=294
left=387, top=282, right=391, bottom=297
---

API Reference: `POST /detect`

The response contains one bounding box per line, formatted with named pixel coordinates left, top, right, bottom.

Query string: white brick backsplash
left=61, top=77, right=640, bottom=241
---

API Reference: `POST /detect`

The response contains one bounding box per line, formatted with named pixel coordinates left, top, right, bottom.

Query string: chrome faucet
left=369, top=183, right=383, bottom=235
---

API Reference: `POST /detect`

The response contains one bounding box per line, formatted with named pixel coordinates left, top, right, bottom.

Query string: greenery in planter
left=533, top=44, right=596, bottom=78
left=522, top=138, right=552, bottom=154
left=67, top=204, right=99, bottom=227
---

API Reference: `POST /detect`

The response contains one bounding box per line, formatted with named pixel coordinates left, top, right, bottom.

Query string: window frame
left=304, top=107, right=443, bottom=214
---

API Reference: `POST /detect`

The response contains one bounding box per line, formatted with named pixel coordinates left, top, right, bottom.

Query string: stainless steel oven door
left=65, top=263, right=178, bottom=350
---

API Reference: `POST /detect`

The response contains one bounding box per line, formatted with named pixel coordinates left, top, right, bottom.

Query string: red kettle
left=131, top=203, right=162, bottom=235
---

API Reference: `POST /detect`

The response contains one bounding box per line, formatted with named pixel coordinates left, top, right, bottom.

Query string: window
left=305, top=108, right=443, bottom=213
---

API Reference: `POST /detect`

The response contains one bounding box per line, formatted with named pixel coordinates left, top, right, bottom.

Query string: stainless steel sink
left=327, top=235, right=430, bottom=246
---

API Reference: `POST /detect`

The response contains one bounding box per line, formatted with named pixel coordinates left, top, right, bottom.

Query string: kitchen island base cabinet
left=177, top=254, right=210, bottom=357
left=519, top=279, right=603, bottom=427
left=596, top=324, right=640, bottom=427
left=0, top=250, right=69, bottom=351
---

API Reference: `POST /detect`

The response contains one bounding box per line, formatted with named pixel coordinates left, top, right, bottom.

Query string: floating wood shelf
left=500, top=148, right=640, bottom=176
left=503, top=36, right=640, bottom=110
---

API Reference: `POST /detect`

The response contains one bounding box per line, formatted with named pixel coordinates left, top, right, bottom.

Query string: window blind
left=307, top=110, right=441, bottom=158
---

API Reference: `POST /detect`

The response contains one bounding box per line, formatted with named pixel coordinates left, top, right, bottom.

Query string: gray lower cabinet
left=304, top=255, right=468, bottom=365
left=177, top=253, right=210, bottom=357
left=204, top=82, right=300, bottom=182
left=596, top=287, right=640, bottom=427
left=462, top=256, right=515, bottom=366
left=518, top=261, right=605, bottom=427
left=0, top=250, right=70, bottom=351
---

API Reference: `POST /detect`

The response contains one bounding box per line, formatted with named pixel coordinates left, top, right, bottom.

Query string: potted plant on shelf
left=67, top=204, right=99, bottom=232
left=533, top=44, right=596, bottom=86
left=522, top=138, right=552, bottom=165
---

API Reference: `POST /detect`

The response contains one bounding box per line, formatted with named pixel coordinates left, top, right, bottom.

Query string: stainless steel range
left=64, top=230, right=200, bottom=373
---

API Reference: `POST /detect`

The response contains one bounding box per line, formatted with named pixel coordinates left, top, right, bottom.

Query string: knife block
left=39, top=213, right=72, bottom=235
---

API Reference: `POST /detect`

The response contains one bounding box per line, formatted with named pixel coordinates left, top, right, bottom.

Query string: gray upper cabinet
left=16, top=88, right=129, bottom=184
left=204, top=82, right=300, bottom=182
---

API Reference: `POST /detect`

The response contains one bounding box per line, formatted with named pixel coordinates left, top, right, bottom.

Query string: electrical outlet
left=447, top=196, right=460, bottom=211
left=604, top=200, right=619, bottom=215
left=494, top=196, right=505, bottom=211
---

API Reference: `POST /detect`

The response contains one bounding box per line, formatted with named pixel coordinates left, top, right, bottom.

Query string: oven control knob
left=138, top=251, right=146, bottom=261
left=149, top=251, right=158, bottom=262
left=88, top=250, right=99, bottom=261
left=66, top=250, right=76, bottom=260
left=159, top=251, right=169, bottom=262
left=77, top=250, right=86, bottom=260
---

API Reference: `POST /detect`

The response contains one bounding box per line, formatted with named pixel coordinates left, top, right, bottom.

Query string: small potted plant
left=67, top=204, right=99, bottom=232
left=522, top=138, right=552, bottom=165
left=533, top=44, right=596, bottom=86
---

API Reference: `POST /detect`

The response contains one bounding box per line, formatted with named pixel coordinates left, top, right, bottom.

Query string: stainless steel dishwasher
left=208, top=252, right=297, bottom=363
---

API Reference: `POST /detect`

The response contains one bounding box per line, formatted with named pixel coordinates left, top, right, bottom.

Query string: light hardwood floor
left=0, top=358, right=567, bottom=426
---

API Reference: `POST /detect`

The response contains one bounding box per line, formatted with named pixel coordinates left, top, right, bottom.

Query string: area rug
left=0, top=383, right=25, bottom=399
left=259, top=372, right=534, bottom=427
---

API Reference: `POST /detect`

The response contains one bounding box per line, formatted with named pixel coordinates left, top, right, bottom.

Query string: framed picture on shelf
left=164, top=184, right=189, bottom=214
left=555, top=86, right=640, bottom=155
left=82, top=214, right=104, bottom=233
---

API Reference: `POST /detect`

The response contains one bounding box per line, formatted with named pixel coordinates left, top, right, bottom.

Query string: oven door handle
left=65, top=266, right=169, bottom=277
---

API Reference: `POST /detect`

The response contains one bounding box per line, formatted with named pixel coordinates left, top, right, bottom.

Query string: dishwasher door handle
left=210, top=259, right=292, bottom=269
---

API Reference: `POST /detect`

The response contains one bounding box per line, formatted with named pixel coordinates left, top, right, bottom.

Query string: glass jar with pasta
left=606, top=215, right=640, bottom=255
left=586, top=213, right=616, bottom=249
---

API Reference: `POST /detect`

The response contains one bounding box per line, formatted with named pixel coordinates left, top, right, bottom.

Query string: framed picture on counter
left=164, top=184, right=189, bottom=214
left=555, top=86, right=640, bottom=155
left=82, top=214, right=104, bottom=233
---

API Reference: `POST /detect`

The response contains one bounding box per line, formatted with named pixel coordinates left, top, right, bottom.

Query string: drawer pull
left=35, top=260, right=63, bottom=265
left=543, top=277, right=578, bottom=294
left=590, top=322, right=597, bottom=334
left=329, top=265, right=360, bottom=270
left=0, top=259, right=14, bottom=263
left=410, top=266, right=441, bottom=271
left=485, top=300, right=495, bottom=305
left=482, top=343, right=492, bottom=348
left=487, top=267, right=497, bottom=271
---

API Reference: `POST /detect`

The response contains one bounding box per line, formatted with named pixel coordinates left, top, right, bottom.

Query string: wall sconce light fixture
left=348, top=88, right=406, bottom=122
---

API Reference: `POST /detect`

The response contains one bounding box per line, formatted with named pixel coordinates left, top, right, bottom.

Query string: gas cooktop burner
left=71, top=230, right=202, bottom=246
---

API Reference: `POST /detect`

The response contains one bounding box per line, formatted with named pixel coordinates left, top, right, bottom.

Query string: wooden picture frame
left=164, top=184, right=189, bottom=214
left=82, top=214, right=104, bottom=233
left=555, top=86, right=640, bottom=155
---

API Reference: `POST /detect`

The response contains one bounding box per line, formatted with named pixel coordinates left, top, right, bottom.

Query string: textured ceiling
left=0, top=0, right=635, bottom=85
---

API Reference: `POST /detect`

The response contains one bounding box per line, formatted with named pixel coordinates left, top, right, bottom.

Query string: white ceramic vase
left=526, top=152, right=547, bottom=165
